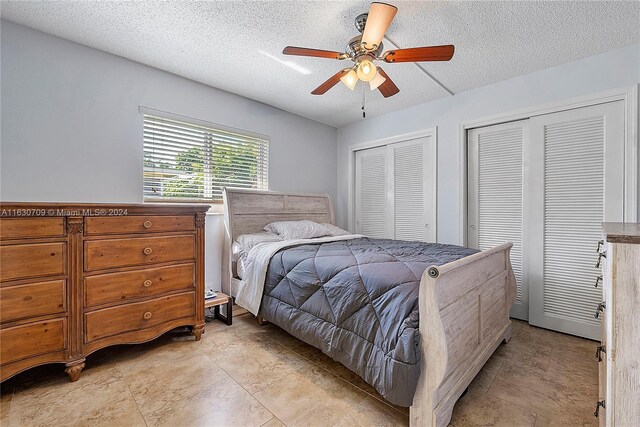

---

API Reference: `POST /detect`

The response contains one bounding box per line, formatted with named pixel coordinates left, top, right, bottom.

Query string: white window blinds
left=143, top=114, right=269, bottom=202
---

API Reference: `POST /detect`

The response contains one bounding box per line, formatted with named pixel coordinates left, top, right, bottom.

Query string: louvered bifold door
left=528, top=101, right=625, bottom=340
left=468, top=121, right=529, bottom=320
left=355, top=146, right=388, bottom=238
left=388, top=137, right=436, bottom=242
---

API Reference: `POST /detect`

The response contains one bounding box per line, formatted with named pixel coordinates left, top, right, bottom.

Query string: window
left=143, top=113, right=269, bottom=202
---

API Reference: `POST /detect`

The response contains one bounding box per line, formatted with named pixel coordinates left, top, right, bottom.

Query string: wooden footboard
left=410, top=243, right=516, bottom=427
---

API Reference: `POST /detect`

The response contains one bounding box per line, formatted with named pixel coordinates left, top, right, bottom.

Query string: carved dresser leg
left=192, top=324, right=204, bottom=341
left=65, top=360, right=85, bottom=382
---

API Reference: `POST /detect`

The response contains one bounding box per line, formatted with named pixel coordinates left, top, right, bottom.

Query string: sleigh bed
left=221, top=188, right=516, bottom=427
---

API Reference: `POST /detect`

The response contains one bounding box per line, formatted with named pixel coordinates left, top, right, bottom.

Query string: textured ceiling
left=1, top=1, right=639, bottom=127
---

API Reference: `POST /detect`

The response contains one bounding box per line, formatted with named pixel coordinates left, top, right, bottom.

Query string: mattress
left=232, top=242, right=249, bottom=279
left=258, top=237, right=478, bottom=407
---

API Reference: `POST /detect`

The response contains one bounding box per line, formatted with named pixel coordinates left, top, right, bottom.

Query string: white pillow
left=234, top=231, right=283, bottom=253
left=322, top=223, right=350, bottom=236
left=264, top=220, right=332, bottom=240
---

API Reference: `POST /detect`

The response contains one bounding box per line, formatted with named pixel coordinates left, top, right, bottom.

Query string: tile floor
left=1, top=315, right=599, bottom=426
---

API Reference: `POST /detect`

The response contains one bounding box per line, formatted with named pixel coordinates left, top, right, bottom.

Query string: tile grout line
left=106, top=349, right=150, bottom=427
left=199, top=345, right=281, bottom=425
left=257, top=328, right=409, bottom=418
left=484, top=344, right=586, bottom=424
left=127, top=382, right=151, bottom=427
left=483, top=359, right=503, bottom=393
left=111, top=357, right=152, bottom=427
left=484, top=370, right=543, bottom=426
left=478, top=330, right=544, bottom=425
left=259, top=415, right=285, bottom=427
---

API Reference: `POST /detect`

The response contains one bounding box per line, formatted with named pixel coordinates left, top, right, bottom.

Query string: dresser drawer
left=84, top=292, right=195, bottom=342
left=0, top=217, right=65, bottom=239
left=85, top=215, right=194, bottom=235
left=0, top=243, right=66, bottom=282
left=84, top=264, right=195, bottom=307
left=0, top=318, right=66, bottom=365
left=0, top=280, right=66, bottom=323
left=84, top=235, right=194, bottom=271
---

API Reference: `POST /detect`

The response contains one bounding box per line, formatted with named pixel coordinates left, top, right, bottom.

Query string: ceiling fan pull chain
left=361, top=84, right=366, bottom=119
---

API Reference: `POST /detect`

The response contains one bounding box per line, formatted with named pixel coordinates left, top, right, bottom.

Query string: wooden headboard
left=221, top=188, right=335, bottom=297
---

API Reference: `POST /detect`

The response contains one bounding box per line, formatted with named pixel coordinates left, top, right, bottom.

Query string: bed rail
left=410, top=242, right=516, bottom=427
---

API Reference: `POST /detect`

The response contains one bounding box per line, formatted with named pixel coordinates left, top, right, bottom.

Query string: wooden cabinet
left=596, top=223, right=640, bottom=425
left=0, top=203, right=208, bottom=382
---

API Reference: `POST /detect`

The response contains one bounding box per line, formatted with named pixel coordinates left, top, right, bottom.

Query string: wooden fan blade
left=311, top=69, right=349, bottom=95
left=361, top=2, right=398, bottom=50
left=376, top=68, right=399, bottom=98
left=283, top=46, right=345, bottom=59
left=382, top=45, right=455, bottom=63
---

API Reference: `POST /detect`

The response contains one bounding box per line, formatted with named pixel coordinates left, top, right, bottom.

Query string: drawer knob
left=143, top=247, right=153, bottom=255
left=143, top=220, right=152, bottom=229
left=143, top=311, right=152, bottom=320
left=143, top=280, right=153, bottom=287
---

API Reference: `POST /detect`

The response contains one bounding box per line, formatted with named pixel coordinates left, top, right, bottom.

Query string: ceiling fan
left=282, top=2, right=454, bottom=98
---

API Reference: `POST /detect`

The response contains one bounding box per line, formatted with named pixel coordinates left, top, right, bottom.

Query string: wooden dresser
left=595, top=223, right=640, bottom=425
left=0, top=203, right=208, bottom=382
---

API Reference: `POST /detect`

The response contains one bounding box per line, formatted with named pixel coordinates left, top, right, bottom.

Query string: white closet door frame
left=459, top=85, right=638, bottom=246
left=348, top=128, right=437, bottom=240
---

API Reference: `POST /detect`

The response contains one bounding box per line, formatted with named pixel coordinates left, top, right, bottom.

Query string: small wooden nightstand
left=204, top=292, right=233, bottom=325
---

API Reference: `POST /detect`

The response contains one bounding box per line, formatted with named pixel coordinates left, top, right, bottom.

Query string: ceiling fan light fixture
left=340, top=68, right=358, bottom=90
left=283, top=2, right=453, bottom=100
left=369, top=70, right=386, bottom=90
left=357, top=60, right=377, bottom=82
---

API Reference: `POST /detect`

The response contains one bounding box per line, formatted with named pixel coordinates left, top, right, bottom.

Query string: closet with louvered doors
left=467, top=101, right=626, bottom=339
left=354, top=136, right=436, bottom=242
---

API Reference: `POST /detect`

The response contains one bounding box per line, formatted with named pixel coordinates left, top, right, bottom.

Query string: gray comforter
left=259, top=237, right=478, bottom=407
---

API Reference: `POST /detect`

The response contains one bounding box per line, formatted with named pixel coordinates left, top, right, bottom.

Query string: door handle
left=594, top=275, right=602, bottom=288
left=594, top=400, right=605, bottom=418
left=594, top=302, right=606, bottom=319
left=595, top=252, right=606, bottom=269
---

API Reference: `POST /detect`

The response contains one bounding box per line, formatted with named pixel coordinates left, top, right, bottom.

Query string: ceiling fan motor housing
left=351, top=13, right=384, bottom=59
left=355, top=13, right=368, bottom=33
left=347, top=35, right=383, bottom=62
